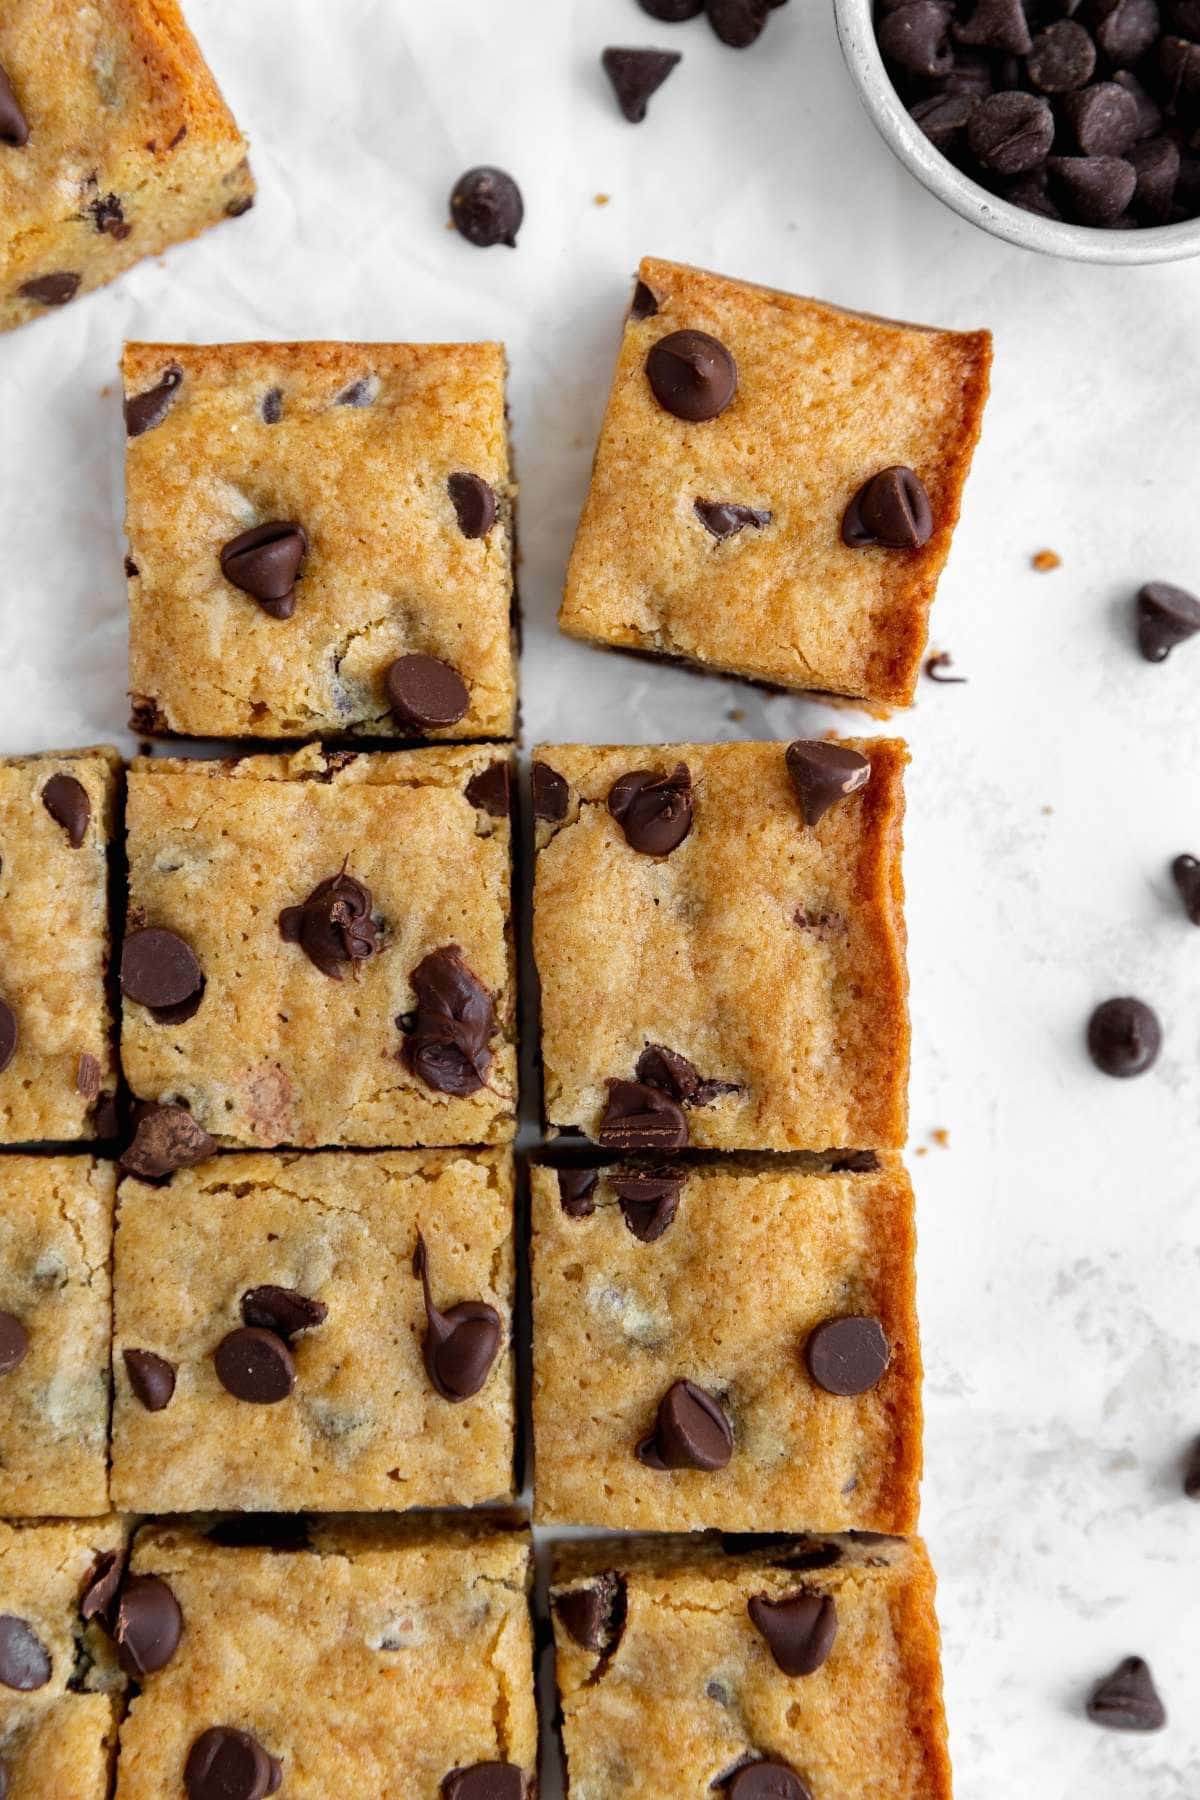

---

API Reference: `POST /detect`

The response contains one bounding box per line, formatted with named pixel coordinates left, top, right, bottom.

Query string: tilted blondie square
left=120, top=746, right=516, bottom=1148
left=560, top=257, right=990, bottom=709
left=0, top=747, right=120, bottom=1143
left=123, top=340, right=517, bottom=741
left=111, top=1149, right=517, bottom=1512
left=0, top=1157, right=114, bottom=1516
left=532, top=738, right=908, bottom=1152
left=531, top=1154, right=921, bottom=1533
left=114, top=1515, right=537, bottom=1798
left=0, top=0, right=253, bottom=334
left=551, top=1533, right=952, bottom=1800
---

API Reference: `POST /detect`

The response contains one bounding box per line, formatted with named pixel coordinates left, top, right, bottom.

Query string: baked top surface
left=124, top=340, right=517, bottom=739
left=560, top=256, right=991, bottom=707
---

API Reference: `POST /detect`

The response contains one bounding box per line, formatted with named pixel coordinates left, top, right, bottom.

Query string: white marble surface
left=1, top=0, right=1199, bottom=1792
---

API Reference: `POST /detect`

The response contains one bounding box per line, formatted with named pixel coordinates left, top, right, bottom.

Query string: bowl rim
left=832, top=0, right=1200, bottom=266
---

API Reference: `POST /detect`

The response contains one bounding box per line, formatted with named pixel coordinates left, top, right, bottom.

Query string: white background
left=2, top=1, right=1199, bottom=1794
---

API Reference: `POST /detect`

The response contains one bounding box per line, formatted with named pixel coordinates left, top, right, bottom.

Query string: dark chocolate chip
left=261, top=388, right=283, bottom=424
left=967, top=89, right=1056, bottom=171
left=448, top=472, right=498, bottom=538
left=220, top=522, right=307, bottom=620
left=1184, top=1435, right=1200, bottom=1497
left=466, top=760, right=511, bottom=817
left=695, top=499, right=772, bottom=538
left=92, top=1091, right=119, bottom=1138
left=1171, top=853, right=1200, bottom=924
left=19, top=272, right=81, bottom=306
left=385, top=654, right=470, bottom=731
left=555, top=1571, right=627, bottom=1655
left=1086, top=996, right=1161, bottom=1076
left=441, top=1765, right=525, bottom=1800
left=557, top=1167, right=599, bottom=1217
left=924, top=650, right=968, bottom=683
left=0, top=1001, right=16, bottom=1072
left=80, top=1549, right=125, bottom=1629
left=450, top=167, right=524, bottom=247
left=608, top=763, right=693, bottom=855
left=877, top=2, right=954, bottom=75
left=89, top=192, right=129, bottom=238
left=1112, top=71, right=1163, bottom=140
left=0, top=1616, right=51, bottom=1690
left=842, top=465, right=933, bottom=548
left=400, top=945, right=496, bottom=1096
left=532, top=760, right=569, bottom=823
left=1162, top=34, right=1200, bottom=110
left=241, top=1286, right=327, bottom=1342
left=1062, top=82, right=1139, bottom=155
left=114, top=1575, right=183, bottom=1677
left=785, top=741, right=871, bottom=826
left=806, top=1316, right=891, bottom=1395
left=125, top=557, right=140, bottom=579
left=1048, top=154, right=1137, bottom=223
left=0, top=64, right=29, bottom=148
left=0, top=1312, right=28, bottom=1376
left=1098, top=0, right=1162, bottom=64
left=940, top=48, right=995, bottom=96
left=645, top=330, right=737, bottom=422
left=602, top=48, right=682, bottom=121
left=638, top=0, right=704, bottom=16
left=636, top=1378, right=734, bottom=1470
left=40, top=772, right=90, bottom=847
left=725, top=1763, right=812, bottom=1800
left=629, top=278, right=660, bottom=319
left=1169, top=0, right=1200, bottom=28
left=334, top=376, right=375, bottom=406
left=911, top=91, right=979, bottom=150
left=612, top=1168, right=684, bottom=1241
left=125, top=365, right=182, bottom=437
left=185, top=1727, right=282, bottom=1800
left=214, top=1327, right=296, bottom=1404
left=76, top=1052, right=101, bottom=1099
left=636, top=1042, right=739, bottom=1105
left=225, top=195, right=255, bottom=218
left=1131, top=137, right=1180, bottom=221
left=1137, top=580, right=1200, bottom=660
left=121, top=1104, right=215, bottom=1180
left=748, top=1592, right=838, bottom=1675
left=598, top=1079, right=689, bottom=1151
left=412, top=1231, right=502, bottom=1401
left=278, top=870, right=379, bottom=980
left=953, top=0, right=1032, bottom=52
left=706, top=0, right=773, bottom=47
left=1086, top=1657, right=1167, bottom=1730
left=123, top=1347, right=177, bottom=1411
left=1005, top=171, right=1063, bottom=217
left=121, top=927, right=204, bottom=1014
left=1027, top=19, right=1096, bottom=89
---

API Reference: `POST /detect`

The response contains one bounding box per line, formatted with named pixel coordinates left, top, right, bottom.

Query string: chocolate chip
left=121, top=927, right=204, bottom=1014
left=220, top=521, right=307, bottom=620
left=80, top=1550, right=125, bottom=1629
left=1087, top=1656, right=1166, bottom=1730
left=954, top=0, right=1031, bottom=51
left=89, top=191, right=129, bottom=238
left=785, top=741, right=871, bottom=826
left=532, top=760, right=569, bottom=823
left=1170, top=0, right=1200, bottom=27
left=1028, top=19, right=1096, bottom=89
left=466, top=761, right=511, bottom=817
left=448, top=472, right=498, bottom=538
left=612, top=1169, right=684, bottom=1241
left=121, top=1104, right=215, bottom=1180
left=1131, top=137, right=1180, bottom=221
left=725, top=1763, right=812, bottom=1800
left=806, top=1316, right=891, bottom=1395
left=557, top=1167, right=599, bottom=1217
left=1086, top=996, right=1161, bottom=1076
left=441, top=1765, right=525, bottom=1800
left=842, top=465, right=933, bottom=548
left=0, top=1312, right=28, bottom=1376
left=1137, top=581, right=1200, bottom=660
left=39, top=772, right=90, bottom=847
left=638, top=0, right=703, bottom=15
left=1184, top=1436, right=1200, bottom=1497
left=0, top=1001, right=16, bottom=1072
left=1048, top=154, right=1137, bottom=222
left=450, top=167, right=524, bottom=247
left=1163, top=32, right=1200, bottom=107
left=0, top=64, right=28, bottom=147
left=261, top=388, right=283, bottom=424
left=636, top=1379, right=734, bottom=1470
left=278, top=870, right=379, bottom=980
left=123, top=1347, right=176, bottom=1411
left=602, top=48, right=682, bottom=121
left=125, top=365, right=182, bottom=437
left=1112, top=70, right=1163, bottom=140
left=91, top=1091, right=119, bottom=1137
left=911, top=91, right=979, bottom=150
left=694, top=499, right=772, bottom=539
left=400, top=945, right=496, bottom=1096
left=555, top=1572, right=627, bottom=1654
left=19, top=272, right=80, bottom=306
left=76, top=1052, right=101, bottom=1099
left=334, top=376, right=375, bottom=407
left=1171, top=853, right=1200, bottom=924
left=1007, top=171, right=1063, bottom=217
left=636, top=1043, right=739, bottom=1106
left=1098, top=0, right=1162, bottom=64
left=411, top=1231, right=502, bottom=1402
left=748, top=1592, right=838, bottom=1675
left=114, top=1575, right=183, bottom=1677
left=241, top=1286, right=327, bottom=1342
left=967, top=90, right=1056, bottom=171
left=185, top=1727, right=282, bottom=1800
left=225, top=195, right=254, bottom=218
left=706, top=0, right=774, bottom=46
left=608, top=763, right=693, bottom=855
left=1063, top=83, right=1139, bottom=155
left=940, top=48, right=995, bottom=96
left=924, top=650, right=968, bottom=683
left=630, top=278, right=660, bottom=319
left=877, top=2, right=954, bottom=74
left=214, top=1327, right=296, bottom=1404
left=645, top=330, right=737, bottom=422
left=0, top=1616, right=51, bottom=1691
left=598, top=1079, right=689, bottom=1151
left=385, top=653, right=470, bottom=731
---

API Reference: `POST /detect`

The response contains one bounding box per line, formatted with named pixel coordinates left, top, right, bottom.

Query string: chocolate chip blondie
left=551, top=1533, right=951, bottom=1800
left=533, top=739, right=908, bottom=1152
left=113, top=1515, right=537, bottom=1799
left=559, top=257, right=991, bottom=709
left=0, top=1, right=253, bottom=334
left=0, top=747, right=119, bottom=1143
left=120, top=746, right=516, bottom=1148
left=531, top=1154, right=921, bottom=1533
left=111, top=1149, right=516, bottom=1512
left=123, top=340, right=517, bottom=741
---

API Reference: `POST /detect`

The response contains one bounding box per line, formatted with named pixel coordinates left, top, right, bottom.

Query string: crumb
left=914, top=1145, right=928, bottom=1157
left=594, top=193, right=611, bottom=207
left=99, top=383, right=112, bottom=398
left=930, top=1128, right=950, bottom=1149
left=924, top=651, right=967, bottom=684
left=1032, top=549, right=1061, bottom=572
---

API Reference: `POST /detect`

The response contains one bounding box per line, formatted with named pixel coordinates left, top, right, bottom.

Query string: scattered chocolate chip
left=608, top=763, right=693, bottom=855
left=598, top=1078, right=689, bottom=1151
left=1131, top=137, right=1180, bottom=221
left=0, top=64, right=29, bottom=147
left=1137, top=580, right=1200, bottom=661
left=19, top=272, right=80, bottom=306
left=694, top=499, right=772, bottom=539
left=1184, top=1436, right=1200, bottom=1497
left=911, top=91, right=978, bottom=150
left=214, top=1327, right=296, bottom=1405
left=555, top=1571, right=627, bottom=1656
left=76, top=1051, right=101, bottom=1099
left=612, top=1168, right=684, bottom=1241
left=966, top=90, right=1057, bottom=173
left=748, top=1592, right=838, bottom=1675
left=1062, top=82, right=1139, bottom=156
left=638, top=0, right=704, bottom=16
left=1027, top=19, right=1096, bottom=90
left=630, top=278, right=660, bottom=319
left=441, top=1765, right=525, bottom=1800
left=400, top=945, right=496, bottom=1096
left=602, top=47, right=682, bottom=121
left=785, top=741, right=872, bottom=827
left=532, top=760, right=569, bottom=823
left=645, top=330, right=737, bottom=422
left=1099, top=0, right=1164, bottom=63
left=806, top=1316, right=891, bottom=1395
left=877, top=2, right=954, bottom=75
left=89, top=191, right=129, bottom=237
left=114, top=1575, right=183, bottom=1677
left=0, top=1001, right=16, bottom=1072
left=80, top=1550, right=125, bottom=1629
left=39, top=772, right=90, bottom=848
left=261, top=388, right=282, bottom=424
left=1086, top=996, right=1161, bottom=1076
left=1112, top=70, right=1163, bottom=139
left=241, top=1286, right=327, bottom=1342
left=557, top=1167, right=599, bottom=1217
left=125, top=556, right=140, bottom=579
left=121, top=1104, right=215, bottom=1180
left=637, top=1378, right=733, bottom=1470
left=385, top=653, right=470, bottom=731
left=278, top=870, right=379, bottom=980
left=0, top=1312, right=28, bottom=1376
left=725, top=1763, right=812, bottom=1800
left=1172, top=853, right=1200, bottom=924
left=466, top=761, right=511, bottom=817
left=121, top=927, right=204, bottom=1016
left=1086, top=1656, right=1166, bottom=1730
left=448, top=472, right=498, bottom=538
left=220, top=521, right=307, bottom=620
left=450, top=167, right=524, bottom=247
left=412, top=1231, right=502, bottom=1401
left=334, top=375, right=375, bottom=407
left=0, top=1616, right=51, bottom=1691
left=954, top=0, right=1031, bottom=52
left=125, top=365, right=182, bottom=437
left=924, top=650, right=967, bottom=683
left=636, top=1042, right=739, bottom=1106
left=842, top=465, right=933, bottom=548
left=185, top=1726, right=282, bottom=1800
left=123, top=1347, right=177, bottom=1411
left=1048, top=154, right=1137, bottom=223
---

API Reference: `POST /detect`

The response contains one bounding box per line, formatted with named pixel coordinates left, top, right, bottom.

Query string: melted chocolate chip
left=1086, top=997, right=1161, bottom=1077
left=842, top=466, right=933, bottom=548
left=334, top=376, right=376, bottom=407
left=636, top=1379, right=733, bottom=1470
left=612, top=1168, right=684, bottom=1241
left=121, top=1104, right=215, bottom=1180
left=385, top=654, right=470, bottom=731
left=125, top=365, right=182, bottom=437
left=694, top=499, right=772, bottom=539
left=725, top=1762, right=812, bottom=1800
left=278, top=870, right=379, bottom=980
left=412, top=1231, right=502, bottom=1401
left=261, top=388, right=283, bottom=424
left=89, top=191, right=129, bottom=237
left=646, top=330, right=737, bottom=421
left=1087, top=1656, right=1166, bottom=1730
left=114, top=1575, right=183, bottom=1677
left=785, top=741, right=871, bottom=826
left=450, top=167, right=524, bottom=247
left=629, top=278, right=660, bottom=319
left=220, top=522, right=307, bottom=620
left=608, top=763, right=693, bottom=855
left=465, top=761, right=511, bottom=817
left=80, top=1549, right=125, bottom=1629
left=555, top=1571, right=627, bottom=1654
left=1137, top=581, right=1200, bottom=662
left=598, top=1079, right=689, bottom=1151
left=123, top=1347, right=177, bottom=1411
left=806, top=1316, right=891, bottom=1395
left=0, top=1001, right=16, bottom=1072
left=214, top=1327, right=296, bottom=1404
left=636, top=1042, right=739, bottom=1106
left=448, top=472, right=498, bottom=538
left=532, top=760, right=569, bottom=823
left=1171, top=854, right=1200, bottom=924
left=400, top=945, right=496, bottom=1096
left=0, top=1616, right=51, bottom=1690
left=602, top=47, right=682, bottom=122
left=121, top=927, right=205, bottom=1018
left=441, top=1765, right=526, bottom=1800
left=0, top=1312, right=28, bottom=1376
left=241, top=1286, right=327, bottom=1342
left=19, top=272, right=80, bottom=307
left=0, top=64, right=29, bottom=147
left=748, top=1592, right=838, bottom=1675
left=185, top=1727, right=282, bottom=1800
left=40, top=772, right=90, bottom=846
left=557, top=1167, right=600, bottom=1217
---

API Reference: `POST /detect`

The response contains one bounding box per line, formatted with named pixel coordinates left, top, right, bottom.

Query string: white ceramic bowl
left=833, top=0, right=1200, bottom=264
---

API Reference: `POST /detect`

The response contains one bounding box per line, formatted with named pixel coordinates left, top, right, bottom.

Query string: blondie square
left=532, top=739, right=908, bottom=1152
left=0, top=747, right=120, bottom=1143
left=0, top=1156, right=114, bottom=1516
left=120, top=746, right=516, bottom=1148
left=531, top=1154, right=921, bottom=1533
left=123, top=339, right=517, bottom=741
left=560, top=257, right=990, bottom=709
left=111, top=1148, right=517, bottom=1512
left=551, top=1534, right=951, bottom=1800
left=0, top=0, right=253, bottom=334
left=114, top=1516, right=538, bottom=1798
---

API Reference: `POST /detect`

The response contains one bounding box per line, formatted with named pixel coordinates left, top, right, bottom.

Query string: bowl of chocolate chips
left=835, top=0, right=1200, bottom=260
